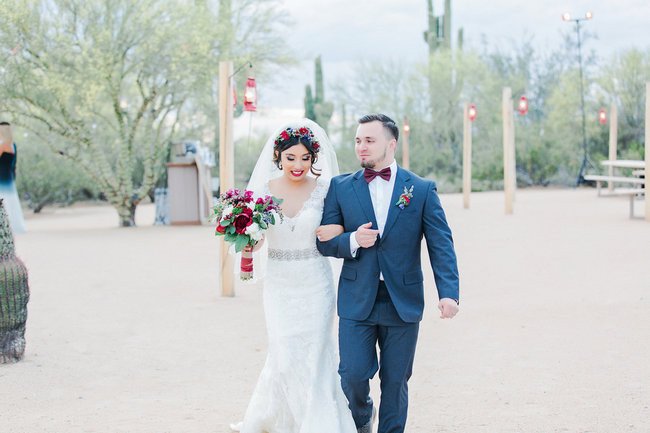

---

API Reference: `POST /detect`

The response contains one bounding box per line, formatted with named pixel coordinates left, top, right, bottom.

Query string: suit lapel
left=352, top=170, right=379, bottom=229
left=381, top=166, right=411, bottom=242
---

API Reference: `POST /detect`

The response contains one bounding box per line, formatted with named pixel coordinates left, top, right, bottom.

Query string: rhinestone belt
left=268, top=247, right=322, bottom=261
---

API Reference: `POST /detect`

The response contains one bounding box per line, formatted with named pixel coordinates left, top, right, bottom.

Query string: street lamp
left=562, top=11, right=594, bottom=186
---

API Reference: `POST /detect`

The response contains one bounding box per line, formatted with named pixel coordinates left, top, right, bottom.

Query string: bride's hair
left=272, top=134, right=322, bottom=177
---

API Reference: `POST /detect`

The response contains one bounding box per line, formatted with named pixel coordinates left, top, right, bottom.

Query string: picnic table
left=601, top=160, right=646, bottom=169
left=582, top=160, right=645, bottom=219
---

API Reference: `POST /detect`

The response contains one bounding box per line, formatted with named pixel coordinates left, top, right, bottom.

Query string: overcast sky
left=257, top=0, right=650, bottom=110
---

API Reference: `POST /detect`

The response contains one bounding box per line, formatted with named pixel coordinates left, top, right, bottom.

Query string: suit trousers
left=338, top=280, right=420, bottom=433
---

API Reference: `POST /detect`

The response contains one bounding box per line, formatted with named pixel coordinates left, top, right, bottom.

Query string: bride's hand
left=316, top=224, right=344, bottom=242
left=252, top=234, right=265, bottom=252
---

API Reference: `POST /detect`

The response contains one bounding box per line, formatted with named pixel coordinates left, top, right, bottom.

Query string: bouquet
left=211, top=188, right=283, bottom=280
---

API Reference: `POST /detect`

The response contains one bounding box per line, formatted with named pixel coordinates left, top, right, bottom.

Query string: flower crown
left=274, top=126, right=320, bottom=153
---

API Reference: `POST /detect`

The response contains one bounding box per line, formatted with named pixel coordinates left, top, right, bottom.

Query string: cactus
left=0, top=199, right=29, bottom=364
left=423, top=0, right=455, bottom=53
left=304, top=84, right=315, bottom=121
left=457, top=27, right=464, bottom=51
left=443, top=0, right=451, bottom=49
left=304, top=56, right=333, bottom=132
left=422, top=0, right=439, bottom=54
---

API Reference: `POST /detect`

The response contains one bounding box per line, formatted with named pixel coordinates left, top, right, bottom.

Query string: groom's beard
left=360, top=149, right=387, bottom=169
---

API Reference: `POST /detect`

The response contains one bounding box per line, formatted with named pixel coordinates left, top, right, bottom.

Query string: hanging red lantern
left=518, top=95, right=529, bottom=115
left=403, top=120, right=410, bottom=135
left=598, top=109, right=607, bottom=125
left=468, top=104, right=477, bottom=121
left=243, top=77, right=257, bottom=112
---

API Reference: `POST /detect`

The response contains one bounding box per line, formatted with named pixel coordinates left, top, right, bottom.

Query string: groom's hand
left=438, top=298, right=459, bottom=319
left=355, top=222, right=379, bottom=248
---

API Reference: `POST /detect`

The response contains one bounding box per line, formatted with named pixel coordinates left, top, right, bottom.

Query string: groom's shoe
left=357, top=406, right=377, bottom=433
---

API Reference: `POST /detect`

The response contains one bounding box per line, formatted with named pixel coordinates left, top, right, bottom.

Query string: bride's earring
left=278, top=162, right=283, bottom=170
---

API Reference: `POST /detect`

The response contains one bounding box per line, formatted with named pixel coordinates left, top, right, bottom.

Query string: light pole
left=562, top=11, right=594, bottom=186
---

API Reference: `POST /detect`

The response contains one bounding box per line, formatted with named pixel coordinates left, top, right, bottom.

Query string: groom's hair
left=358, top=114, right=398, bottom=142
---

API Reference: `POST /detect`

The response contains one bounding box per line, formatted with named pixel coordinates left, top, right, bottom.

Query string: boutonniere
left=395, top=185, right=414, bottom=209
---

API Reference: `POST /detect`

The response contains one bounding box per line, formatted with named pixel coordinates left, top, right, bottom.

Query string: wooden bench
left=597, top=187, right=645, bottom=219
left=583, top=175, right=644, bottom=196
left=583, top=175, right=645, bottom=218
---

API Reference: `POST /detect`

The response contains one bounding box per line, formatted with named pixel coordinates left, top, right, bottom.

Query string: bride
left=230, top=119, right=357, bottom=433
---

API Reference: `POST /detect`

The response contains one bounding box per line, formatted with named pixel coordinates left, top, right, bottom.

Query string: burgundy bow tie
left=364, top=167, right=391, bottom=183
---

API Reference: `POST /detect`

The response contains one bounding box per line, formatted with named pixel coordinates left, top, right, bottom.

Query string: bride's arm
left=316, top=180, right=356, bottom=259
left=315, top=224, right=344, bottom=242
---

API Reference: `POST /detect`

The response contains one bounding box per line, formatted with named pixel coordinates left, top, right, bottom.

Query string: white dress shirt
left=350, top=160, right=398, bottom=279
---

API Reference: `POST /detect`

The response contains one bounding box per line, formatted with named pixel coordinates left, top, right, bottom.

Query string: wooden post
left=510, top=105, right=517, bottom=200
left=402, top=121, right=410, bottom=170
left=462, top=103, right=472, bottom=209
left=503, top=88, right=514, bottom=214
left=644, top=81, right=650, bottom=221
left=218, top=61, right=235, bottom=296
left=608, top=103, right=618, bottom=192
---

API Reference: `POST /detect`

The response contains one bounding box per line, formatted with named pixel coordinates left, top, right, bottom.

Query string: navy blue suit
left=317, top=166, right=459, bottom=433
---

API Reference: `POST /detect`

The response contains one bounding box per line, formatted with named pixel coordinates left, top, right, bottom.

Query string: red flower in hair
left=281, top=130, right=290, bottom=140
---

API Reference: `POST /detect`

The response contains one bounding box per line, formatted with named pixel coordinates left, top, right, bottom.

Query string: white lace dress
left=233, top=176, right=356, bottom=433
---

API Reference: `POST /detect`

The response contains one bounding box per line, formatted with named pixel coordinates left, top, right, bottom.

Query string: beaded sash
left=268, top=247, right=322, bottom=261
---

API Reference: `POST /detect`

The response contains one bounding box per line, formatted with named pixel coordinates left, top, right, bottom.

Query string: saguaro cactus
left=423, top=0, right=460, bottom=53
left=0, top=199, right=29, bottom=363
left=304, top=56, right=333, bottom=132
left=423, top=0, right=440, bottom=54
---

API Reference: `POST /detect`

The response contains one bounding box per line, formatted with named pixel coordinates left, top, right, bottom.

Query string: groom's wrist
left=349, top=231, right=360, bottom=256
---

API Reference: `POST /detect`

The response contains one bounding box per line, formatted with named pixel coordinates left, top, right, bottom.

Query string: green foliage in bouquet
left=212, top=189, right=284, bottom=253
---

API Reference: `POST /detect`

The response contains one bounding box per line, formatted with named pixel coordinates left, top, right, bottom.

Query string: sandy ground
left=1, top=188, right=649, bottom=433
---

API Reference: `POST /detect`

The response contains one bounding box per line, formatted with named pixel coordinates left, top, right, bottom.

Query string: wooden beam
left=608, top=103, right=618, bottom=192
left=218, top=61, right=235, bottom=296
left=503, top=88, right=514, bottom=214
left=462, top=103, right=472, bottom=209
left=644, top=81, right=650, bottom=221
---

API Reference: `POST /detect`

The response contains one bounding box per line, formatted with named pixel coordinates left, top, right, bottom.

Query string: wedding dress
left=232, top=175, right=357, bottom=433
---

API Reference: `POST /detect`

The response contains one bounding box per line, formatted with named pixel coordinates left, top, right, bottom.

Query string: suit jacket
left=316, top=166, right=459, bottom=323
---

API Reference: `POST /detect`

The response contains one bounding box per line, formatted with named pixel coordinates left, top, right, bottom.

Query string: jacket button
left=378, top=246, right=383, bottom=251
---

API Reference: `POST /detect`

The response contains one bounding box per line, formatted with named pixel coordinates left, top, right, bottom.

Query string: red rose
left=281, top=130, right=290, bottom=140
left=234, top=212, right=253, bottom=234
left=216, top=224, right=226, bottom=234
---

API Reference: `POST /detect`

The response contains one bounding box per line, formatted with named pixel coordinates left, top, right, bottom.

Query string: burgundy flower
left=216, top=224, right=226, bottom=234
left=234, top=214, right=253, bottom=234
left=281, top=130, right=290, bottom=140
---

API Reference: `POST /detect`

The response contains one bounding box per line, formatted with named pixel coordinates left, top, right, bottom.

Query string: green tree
left=0, top=0, right=292, bottom=226
left=16, top=139, right=100, bottom=212
left=593, top=48, right=650, bottom=161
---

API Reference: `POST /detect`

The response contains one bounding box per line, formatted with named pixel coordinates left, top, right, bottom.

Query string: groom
left=316, top=113, right=459, bottom=433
